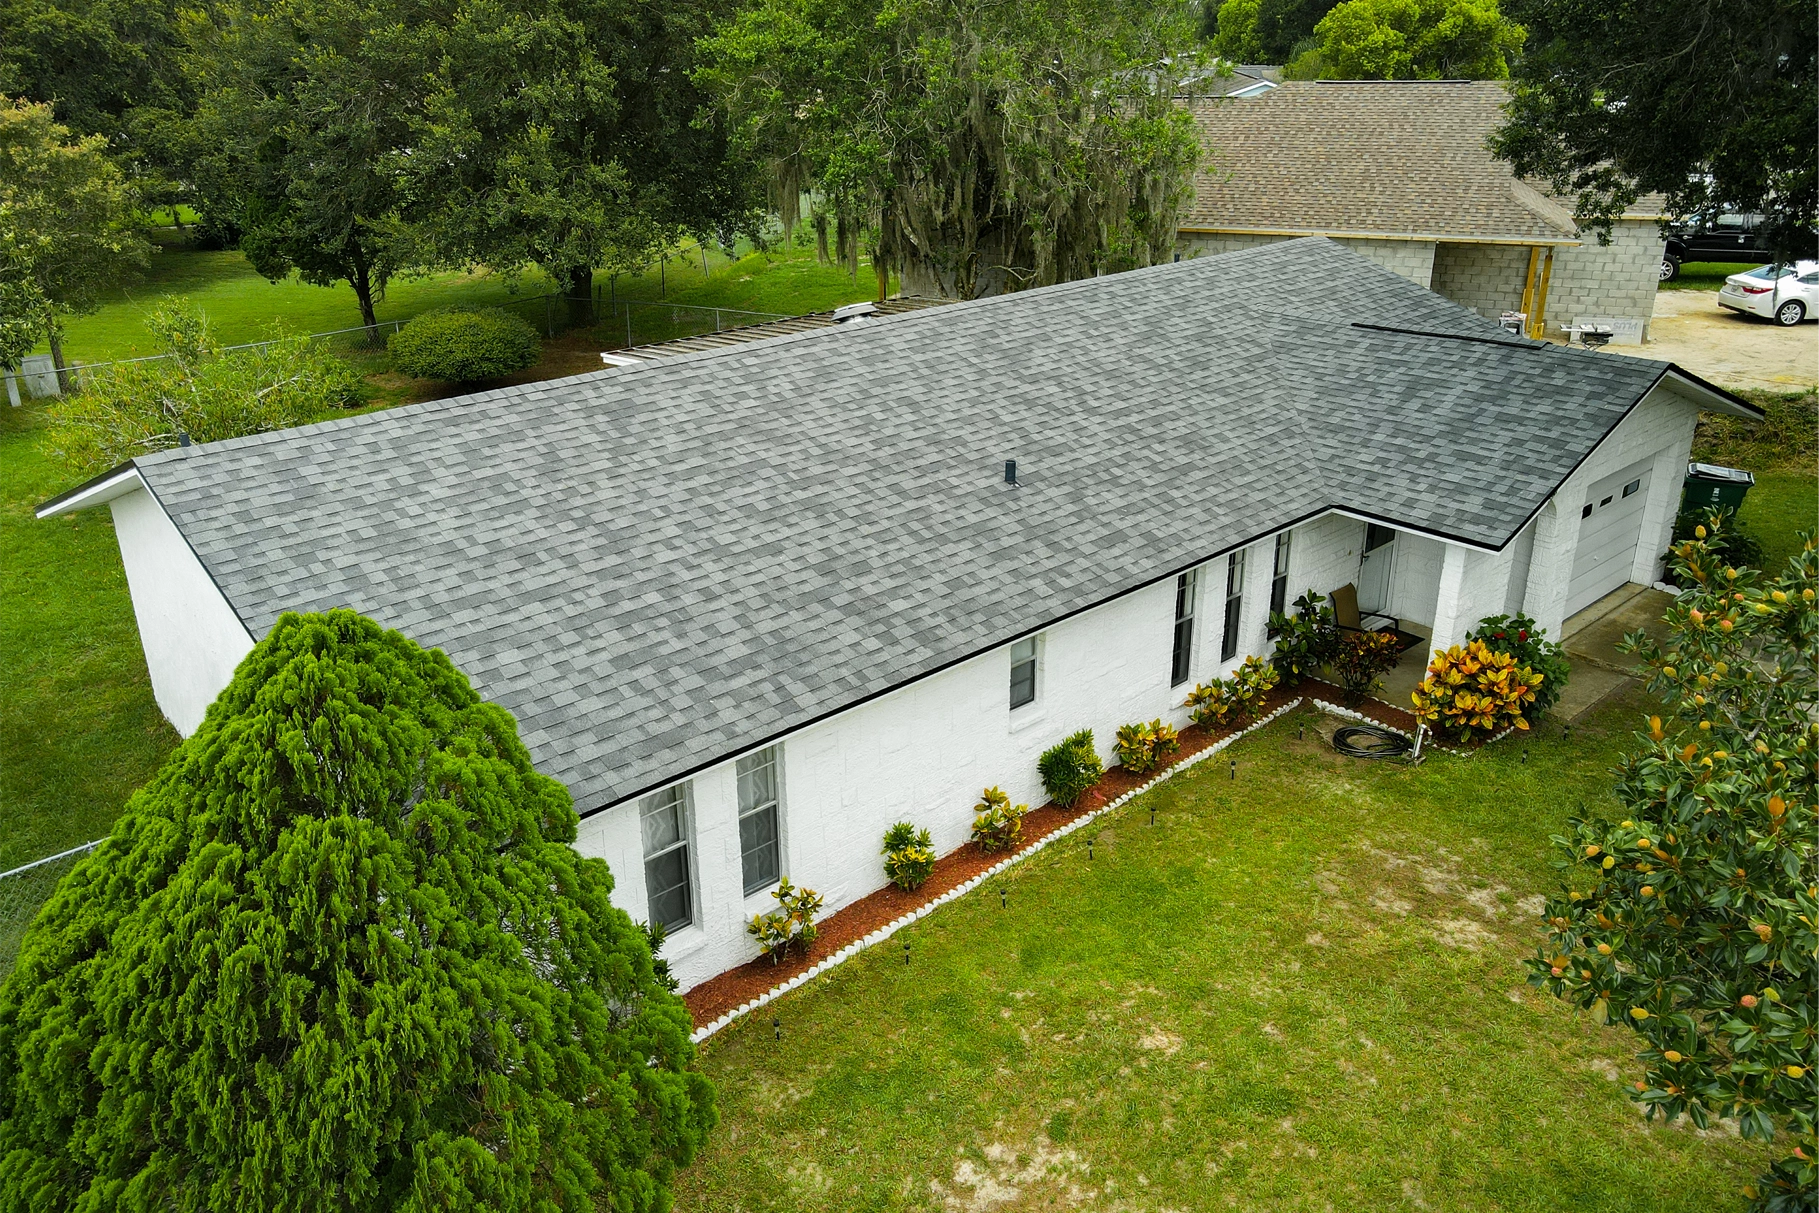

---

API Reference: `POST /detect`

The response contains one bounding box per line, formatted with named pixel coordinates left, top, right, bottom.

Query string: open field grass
left=1697, top=389, right=1817, bottom=571
left=672, top=695, right=1774, bottom=1212
left=40, top=234, right=886, bottom=366
left=0, top=406, right=178, bottom=874
left=1661, top=261, right=1760, bottom=292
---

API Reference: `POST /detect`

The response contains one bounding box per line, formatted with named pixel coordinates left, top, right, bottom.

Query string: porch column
left=1429, top=543, right=1471, bottom=653
left=1523, top=495, right=1578, bottom=640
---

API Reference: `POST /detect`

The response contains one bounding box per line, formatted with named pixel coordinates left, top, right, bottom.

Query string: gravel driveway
left=1602, top=288, right=1818, bottom=392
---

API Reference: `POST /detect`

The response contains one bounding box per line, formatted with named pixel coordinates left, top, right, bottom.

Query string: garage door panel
left=1567, top=460, right=1653, bottom=617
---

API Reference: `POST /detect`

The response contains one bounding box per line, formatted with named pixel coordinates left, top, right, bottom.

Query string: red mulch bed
left=681, top=682, right=1306, bottom=1028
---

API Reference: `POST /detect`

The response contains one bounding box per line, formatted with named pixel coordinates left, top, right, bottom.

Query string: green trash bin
left=1681, top=462, right=1755, bottom=513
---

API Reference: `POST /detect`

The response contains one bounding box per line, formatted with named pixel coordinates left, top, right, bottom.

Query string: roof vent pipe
left=1005, top=460, right=1017, bottom=486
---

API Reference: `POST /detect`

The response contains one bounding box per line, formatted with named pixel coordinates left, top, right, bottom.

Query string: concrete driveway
left=1605, top=289, right=1819, bottom=392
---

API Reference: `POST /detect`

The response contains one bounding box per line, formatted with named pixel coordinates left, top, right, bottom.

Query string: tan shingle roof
left=1184, top=81, right=1590, bottom=244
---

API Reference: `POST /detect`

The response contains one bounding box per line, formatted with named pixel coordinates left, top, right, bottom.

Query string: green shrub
left=1231, top=654, right=1281, bottom=711
left=881, top=821, right=936, bottom=890
left=0, top=609, right=713, bottom=1210
left=1672, top=505, right=1765, bottom=571
left=1330, top=629, right=1402, bottom=699
left=1469, top=612, right=1571, bottom=718
left=747, top=876, right=824, bottom=962
left=1266, top=589, right=1340, bottom=679
left=387, top=307, right=541, bottom=382
left=1113, top=718, right=1180, bottom=774
left=1038, top=730, right=1103, bottom=807
left=1184, top=677, right=1238, bottom=730
left=970, top=787, right=1028, bottom=852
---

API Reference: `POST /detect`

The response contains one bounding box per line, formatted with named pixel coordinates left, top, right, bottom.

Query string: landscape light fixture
left=773, top=1017, right=780, bottom=1041
left=903, top=939, right=911, bottom=966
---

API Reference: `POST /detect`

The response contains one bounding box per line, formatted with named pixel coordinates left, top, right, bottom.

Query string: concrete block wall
left=1548, top=220, right=1665, bottom=341
left=1179, top=233, right=1436, bottom=288
left=1430, top=242, right=1532, bottom=321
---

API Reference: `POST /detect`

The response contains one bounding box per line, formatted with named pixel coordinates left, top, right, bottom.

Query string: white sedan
left=1717, top=260, right=1819, bottom=326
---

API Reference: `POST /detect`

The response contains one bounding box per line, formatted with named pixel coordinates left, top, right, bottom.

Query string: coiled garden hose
left=1332, top=723, right=1415, bottom=761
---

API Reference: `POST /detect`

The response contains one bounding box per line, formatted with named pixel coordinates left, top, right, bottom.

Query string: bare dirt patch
left=1607, top=289, right=1818, bottom=392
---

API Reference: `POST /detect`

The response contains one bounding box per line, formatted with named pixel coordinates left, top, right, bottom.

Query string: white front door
left=1358, top=524, right=1396, bottom=615
left=1566, top=460, right=1653, bottom=617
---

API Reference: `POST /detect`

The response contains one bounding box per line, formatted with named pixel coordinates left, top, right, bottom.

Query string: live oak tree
left=1209, top=0, right=1338, bottom=63
left=1530, top=521, right=1817, bottom=1211
left=0, top=96, right=149, bottom=391
left=0, top=0, right=201, bottom=215
left=405, top=0, right=750, bottom=325
left=191, top=0, right=421, bottom=332
left=1290, top=0, right=1524, bottom=80
left=699, top=0, right=1205, bottom=299
left=1493, top=0, right=1817, bottom=259
left=0, top=610, right=716, bottom=1212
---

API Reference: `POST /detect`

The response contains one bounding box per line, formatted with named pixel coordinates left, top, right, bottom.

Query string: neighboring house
left=1182, top=62, right=1281, bottom=98
left=39, top=238, right=1757, bottom=992
left=1180, top=81, right=1670, bottom=344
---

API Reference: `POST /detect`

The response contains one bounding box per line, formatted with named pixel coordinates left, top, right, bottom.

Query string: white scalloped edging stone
left=690, top=696, right=1309, bottom=1045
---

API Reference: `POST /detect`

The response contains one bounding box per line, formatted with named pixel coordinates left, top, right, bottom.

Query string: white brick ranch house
left=39, top=239, right=1760, bottom=992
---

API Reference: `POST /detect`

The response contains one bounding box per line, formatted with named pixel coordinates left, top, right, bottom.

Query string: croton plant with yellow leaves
left=1529, top=518, right=1817, bottom=1213
left=1408, top=639, right=1542, bottom=741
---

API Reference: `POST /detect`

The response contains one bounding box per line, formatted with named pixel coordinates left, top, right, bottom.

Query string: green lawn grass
left=673, top=698, right=1773, bottom=1211
left=43, top=235, right=886, bottom=366
left=1739, top=471, right=1817, bottom=571
left=1662, top=261, right=1759, bottom=292
left=0, top=406, right=178, bottom=874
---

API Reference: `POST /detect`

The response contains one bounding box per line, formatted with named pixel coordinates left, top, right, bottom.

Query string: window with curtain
left=737, top=747, right=781, bottom=895
left=1009, top=636, right=1038, bottom=709
left=1221, top=549, right=1246, bottom=662
left=1270, top=533, right=1291, bottom=618
left=640, top=785, right=693, bottom=931
left=1171, top=569, right=1197, bottom=686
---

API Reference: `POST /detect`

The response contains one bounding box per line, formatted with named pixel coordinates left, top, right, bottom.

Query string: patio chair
left=1331, top=583, right=1399, bottom=635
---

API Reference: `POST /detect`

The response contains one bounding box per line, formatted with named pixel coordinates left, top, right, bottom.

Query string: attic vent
left=1005, top=460, right=1018, bottom=486
left=833, top=301, right=878, bottom=324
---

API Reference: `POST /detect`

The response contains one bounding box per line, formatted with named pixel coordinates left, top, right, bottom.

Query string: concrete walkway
left=1552, top=585, right=1675, bottom=721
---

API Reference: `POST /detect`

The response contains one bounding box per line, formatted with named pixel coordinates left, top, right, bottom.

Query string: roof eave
left=35, top=462, right=144, bottom=518
left=1659, top=366, right=1768, bottom=420
left=1177, top=224, right=1583, bottom=247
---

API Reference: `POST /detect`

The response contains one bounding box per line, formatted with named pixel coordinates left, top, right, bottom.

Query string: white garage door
left=1566, top=460, right=1653, bottom=617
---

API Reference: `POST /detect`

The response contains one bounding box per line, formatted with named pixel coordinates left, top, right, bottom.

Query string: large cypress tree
left=0, top=610, right=714, bottom=1212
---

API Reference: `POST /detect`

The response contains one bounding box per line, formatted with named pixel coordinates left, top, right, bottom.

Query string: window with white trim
left=1010, top=636, right=1038, bottom=709
left=1170, top=570, right=1197, bottom=687
left=1220, top=549, right=1245, bottom=662
left=640, top=785, right=693, bottom=931
left=1269, top=533, right=1291, bottom=618
left=737, top=747, right=782, bottom=895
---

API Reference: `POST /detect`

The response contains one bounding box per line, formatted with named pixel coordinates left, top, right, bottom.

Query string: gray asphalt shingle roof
left=133, top=238, right=1668, bottom=811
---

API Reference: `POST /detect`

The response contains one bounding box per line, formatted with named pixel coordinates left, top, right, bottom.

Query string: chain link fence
left=0, top=840, right=100, bottom=976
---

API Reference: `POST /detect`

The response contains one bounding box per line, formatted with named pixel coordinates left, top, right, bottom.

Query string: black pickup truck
left=1660, top=213, right=1769, bottom=280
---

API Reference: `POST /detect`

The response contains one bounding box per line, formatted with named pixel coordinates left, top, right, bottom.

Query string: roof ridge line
left=1348, top=322, right=1542, bottom=351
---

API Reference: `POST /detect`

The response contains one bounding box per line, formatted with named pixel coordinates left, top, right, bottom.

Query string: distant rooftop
left=1183, top=81, right=1667, bottom=243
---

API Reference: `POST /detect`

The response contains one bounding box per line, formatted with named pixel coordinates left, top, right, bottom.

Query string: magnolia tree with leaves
left=45, top=304, right=363, bottom=473
left=0, top=610, right=716, bottom=1211
left=1529, top=521, right=1817, bottom=1211
left=699, top=0, right=1205, bottom=299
